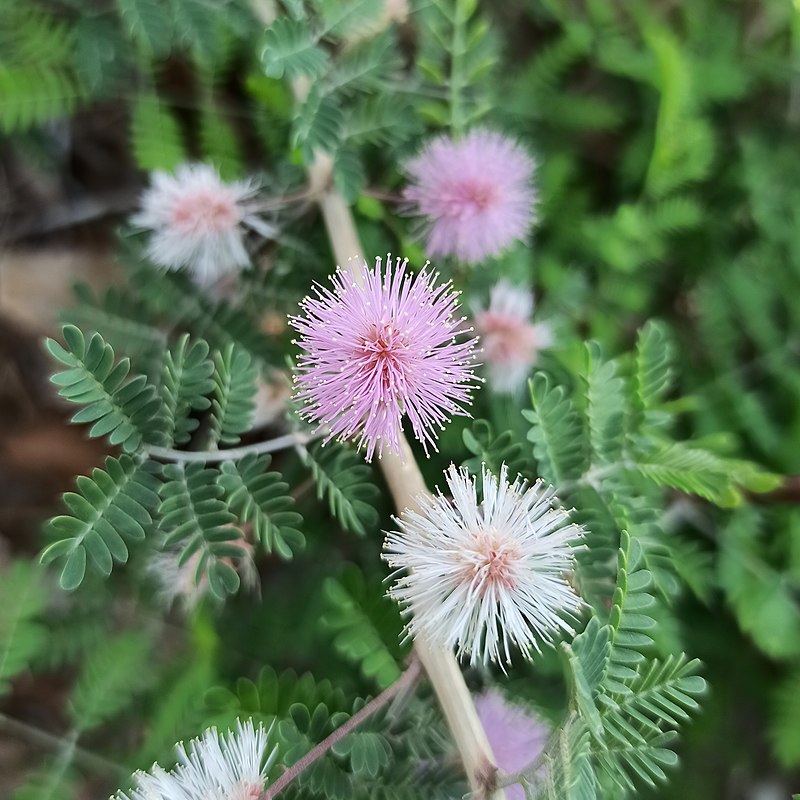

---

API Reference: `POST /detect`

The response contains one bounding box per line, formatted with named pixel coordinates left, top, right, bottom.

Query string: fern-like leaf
left=46, top=325, right=161, bottom=452
left=584, top=343, right=624, bottom=465
left=261, top=17, right=328, bottom=79
left=159, top=463, right=244, bottom=599
left=161, top=334, right=215, bottom=447
left=116, top=0, right=173, bottom=57
left=0, top=65, right=80, bottom=132
left=606, top=532, right=657, bottom=695
left=320, top=566, right=404, bottom=690
left=523, top=373, right=587, bottom=485
left=0, top=561, right=47, bottom=695
left=300, top=442, right=380, bottom=536
left=69, top=631, right=153, bottom=732
left=218, top=454, right=305, bottom=559
left=131, top=93, right=186, bottom=171
left=209, top=343, right=258, bottom=447
left=41, top=455, right=160, bottom=590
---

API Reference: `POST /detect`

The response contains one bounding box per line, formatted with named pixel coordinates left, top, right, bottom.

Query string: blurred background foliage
left=1, top=0, right=800, bottom=798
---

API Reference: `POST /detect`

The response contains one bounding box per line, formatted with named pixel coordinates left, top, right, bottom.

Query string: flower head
left=132, top=164, right=273, bottom=285
left=383, top=464, right=583, bottom=665
left=117, top=719, right=274, bottom=800
left=474, top=280, right=553, bottom=394
left=403, top=129, right=536, bottom=264
left=290, top=255, right=480, bottom=461
left=476, top=690, right=549, bottom=800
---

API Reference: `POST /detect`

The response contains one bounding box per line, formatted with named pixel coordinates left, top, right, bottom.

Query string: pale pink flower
left=116, top=719, right=275, bottom=800
left=476, top=690, right=549, bottom=800
left=383, top=464, right=583, bottom=666
left=403, top=129, right=536, bottom=263
left=474, top=280, right=553, bottom=394
left=132, top=164, right=274, bottom=285
left=289, top=255, right=480, bottom=462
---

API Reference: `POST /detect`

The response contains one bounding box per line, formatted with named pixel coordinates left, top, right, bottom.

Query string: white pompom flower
left=383, top=464, right=584, bottom=666
left=132, top=164, right=274, bottom=286
left=116, top=719, right=275, bottom=800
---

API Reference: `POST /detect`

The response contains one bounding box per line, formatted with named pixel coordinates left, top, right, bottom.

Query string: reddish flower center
left=466, top=529, right=518, bottom=595
left=358, top=322, right=411, bottom=397
left=230, top=782, right=262, bottom=800
left=450, top=179, right=497, bottom=215
left=169, top=188, right=240, bottom=234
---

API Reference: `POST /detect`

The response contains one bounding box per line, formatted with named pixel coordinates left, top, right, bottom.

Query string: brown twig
left=260, top=657, right=422, bottom=799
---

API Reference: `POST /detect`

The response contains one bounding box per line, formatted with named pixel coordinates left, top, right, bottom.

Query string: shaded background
left=1, top=0, right=800, bottom=797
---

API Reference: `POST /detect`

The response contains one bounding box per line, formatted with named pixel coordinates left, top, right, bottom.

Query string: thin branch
left=145, top=429, right=324, bottom=464
left=0, top=713, right=125, bottom=778
left=261, top=657, right=422, bottom=799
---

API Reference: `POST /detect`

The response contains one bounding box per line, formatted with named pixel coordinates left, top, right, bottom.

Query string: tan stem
left=247, top=3, right=503, bottom=785
left=304, top=151, right=503, bottom=800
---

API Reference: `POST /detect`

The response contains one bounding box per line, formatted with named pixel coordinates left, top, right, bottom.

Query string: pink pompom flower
left=403, top=129, right=536, bottom=264
left=474, top=280, right=553, bottom=394
left=383, top=463, right=583, bottom=666
left=132, top=164, right=274, bottom=285
left=476, top=690, right=549, bottom=800
left=290, top=255, right=480, bottom=462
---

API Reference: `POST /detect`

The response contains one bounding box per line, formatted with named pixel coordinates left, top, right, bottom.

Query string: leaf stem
left=144, top=430, right=324, bottom=463
left=261, top=657, right=422, bottom=799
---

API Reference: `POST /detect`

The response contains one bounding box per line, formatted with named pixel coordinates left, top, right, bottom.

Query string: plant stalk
left=304, top=150, right=504, bottom=800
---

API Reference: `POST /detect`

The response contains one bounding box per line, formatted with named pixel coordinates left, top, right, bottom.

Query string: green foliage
left=159, top=463, right=246, bottom=600
left=0, top=561, right=47, bottom=695
left=719, top=508, right=800, bottom=660
left=462, top=419, right=528, bottom=479
left=219, top=454, right=304, bottom=559
left=0, top=66, right=81, bottom=132
left=161, top=334, right=215, bottom=447
left=523, top=373, right=587, bottom=485
left=555, top=532, right=706, bottom=798
left=46, top=325, right=161, bottom=453
left=116, top=0, right=173, bottom=57
left=771, top=666, right=800, bottom=768
left=69, top=631, right=153, bottom=731
left=41, top=456, right=160, bottom=590
left=320, top=566, right=404, bottom=690
left=300, top=442, right=380, bottom=536
left=199, top=102, right=245, bottom=179
left=261, top=17, right=328, bottom=80
left=131, top=93, right=186, bottom=171
left=210, top=343, right=258, bottom=447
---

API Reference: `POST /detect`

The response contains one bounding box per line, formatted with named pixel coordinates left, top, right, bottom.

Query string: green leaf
left=261, top=17, right=328, bottom=79
left=116, top=0, right=173, bottom=57
left=159, top=462, right=244, bottom=601
left=633, top=321, right=673, bottom=418
left=0, top=66, right=81, bottom=132
left=41, top=455, right=160, bottom=589
left=0, top=561, right=47, bottom=695
left=131, top=93, right=186, bottom=171
left=69, top=632, right=153, bottom=731
left=584, top=343, right=624, bottom=465
left=292, top=87, right=343, bottom=162
left=523, top=373, right=587, bottom=485
left=321, top=566, right=404, bottom=690
left=199, top=103, right=244, bottom=180
left=219, top=454, right=305, bottom=559
left=161, top=334, right=215, bottom=447
left=210, top=343, right=258, bottom=447
left=300, top=442, right=380, bottom=536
